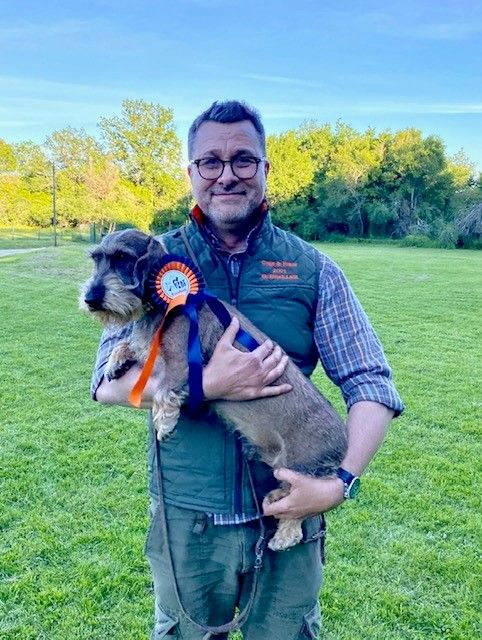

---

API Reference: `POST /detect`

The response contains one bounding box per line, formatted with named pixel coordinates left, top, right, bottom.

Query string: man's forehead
left=192, top=120, right=262, bottom=156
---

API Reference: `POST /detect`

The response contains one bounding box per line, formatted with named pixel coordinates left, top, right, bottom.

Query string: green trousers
left=145, top=502, right=325, bottom=639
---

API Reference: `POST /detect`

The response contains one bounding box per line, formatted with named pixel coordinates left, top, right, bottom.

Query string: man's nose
left=217, top=161, right=238, bottom=185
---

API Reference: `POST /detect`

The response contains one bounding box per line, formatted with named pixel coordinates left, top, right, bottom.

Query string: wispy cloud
left=0, top=75, right=129, bottom=99
left=349, top=102, right=482, bottom=115
left=409, top=22, right=482, bottom=40
left=257, top=101, right=482, bottom=120
left=362, top=10, right=482, bottom=40
left=240, top=73, right=324, bottom=89
left=0, top=19, right=185, bottom=56
left=0, top=19, right=91, bottom=41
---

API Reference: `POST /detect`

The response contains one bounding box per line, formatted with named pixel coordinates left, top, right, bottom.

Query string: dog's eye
left=113, top=251, right=134, bottom=263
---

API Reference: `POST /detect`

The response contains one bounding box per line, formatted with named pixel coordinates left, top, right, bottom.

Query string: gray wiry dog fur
left=81, top=229, right=348, bottom=550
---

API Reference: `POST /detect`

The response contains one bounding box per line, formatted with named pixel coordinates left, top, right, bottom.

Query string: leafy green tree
left=381, top=130, right=451, bottom=235
left=297, top=121, right=333, bottom=172
left=0, top=142, right=53, bottom=226
left=99, top=99, right=185, bottom=211
left=0, top=139, right=16, bottom=172
left=267, top=130, right=315, bottom=205
left=323, top=125, right=385, bottom=235
left=46, top=127, right=102, bottom=182
left=13, top=141, right=51, bottom=193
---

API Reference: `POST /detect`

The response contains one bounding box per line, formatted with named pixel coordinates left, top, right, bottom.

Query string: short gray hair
left=188, top=100, right=266, bottom=159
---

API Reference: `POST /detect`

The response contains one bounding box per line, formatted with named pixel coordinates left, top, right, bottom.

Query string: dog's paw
left=152, top=389, right=187, bottom=440
left=265, top=487, right=290, bottom=504
left=105, top=359, right=137, bottom=381
left=268, top=519, right=303, bottom=552
left=105, top=341, right=138, bottom=380
left=268, top=519, right=303, bottom=551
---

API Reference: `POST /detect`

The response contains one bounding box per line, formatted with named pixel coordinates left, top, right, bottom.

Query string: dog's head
left=80, top=229, right=165, bottom=325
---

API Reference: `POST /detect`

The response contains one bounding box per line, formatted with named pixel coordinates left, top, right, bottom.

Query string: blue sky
left=1, top=0, right=481, bottom=170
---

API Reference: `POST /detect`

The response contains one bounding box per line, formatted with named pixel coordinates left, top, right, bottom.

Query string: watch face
left=348, top=477, right=361, bottom=499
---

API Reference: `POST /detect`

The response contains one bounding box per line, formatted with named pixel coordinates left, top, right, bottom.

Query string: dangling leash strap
left=148, top=230, right=267, bottom=636
left=153, top=420, right=267, bottom=638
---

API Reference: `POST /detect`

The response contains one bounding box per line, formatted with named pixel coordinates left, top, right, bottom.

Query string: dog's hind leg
left=268, top=518, right=304, bottom=551
left=264, top=484, right=304, bottom=551
left=152, top=388, right=187, bottom=440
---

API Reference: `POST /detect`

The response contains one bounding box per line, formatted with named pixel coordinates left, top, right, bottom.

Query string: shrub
left=400, top=234, right=437, bottom=248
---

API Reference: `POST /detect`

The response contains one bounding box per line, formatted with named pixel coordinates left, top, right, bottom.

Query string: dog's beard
left=79, top=273, right=144, bottom=326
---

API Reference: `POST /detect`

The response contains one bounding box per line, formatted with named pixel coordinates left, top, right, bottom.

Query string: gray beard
left=205, top=197, right=261, bottom=229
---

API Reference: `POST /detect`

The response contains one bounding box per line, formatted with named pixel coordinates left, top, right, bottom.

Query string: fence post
left=52, top=163, right=57, bottom=247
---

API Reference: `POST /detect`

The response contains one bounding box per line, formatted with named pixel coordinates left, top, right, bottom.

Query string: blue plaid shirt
left=91, top=243, right=403, bottom=525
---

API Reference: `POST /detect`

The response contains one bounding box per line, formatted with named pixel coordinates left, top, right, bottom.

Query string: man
left=92, top=100, right=403, bottom=639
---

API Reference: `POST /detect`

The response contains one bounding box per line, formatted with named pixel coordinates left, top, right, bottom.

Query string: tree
left=0, top=139, right=16, bottom=172
left=13, top=141, right=51, bottom=193
left=99, top=99, right=185, bottom=211
left=267, top=130, right=315, bottom=206
left=314, top=124, right=386, bottom=236
left=46, top=127, right=102, bottom=181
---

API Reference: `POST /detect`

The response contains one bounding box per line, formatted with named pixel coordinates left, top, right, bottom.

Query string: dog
left=80, top=229, right=348, bottom=550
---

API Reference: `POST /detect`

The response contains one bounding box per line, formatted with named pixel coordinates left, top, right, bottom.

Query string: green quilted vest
left=147, top=214, right=322, bottom=514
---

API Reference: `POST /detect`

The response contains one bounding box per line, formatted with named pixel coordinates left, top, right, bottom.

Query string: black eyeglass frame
left=190, top=156, right=266, bottom=180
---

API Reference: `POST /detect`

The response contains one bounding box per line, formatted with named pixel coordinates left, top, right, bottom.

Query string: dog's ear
left=131, top=236, right=158, bottom=299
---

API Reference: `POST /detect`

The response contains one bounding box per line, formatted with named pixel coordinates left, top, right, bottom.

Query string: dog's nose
left=84, top=285, right=106, bottom=310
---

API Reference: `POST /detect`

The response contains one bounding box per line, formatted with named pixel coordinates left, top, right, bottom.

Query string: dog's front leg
left=152, top=387, right=188, bottom=441
left=105, top=340, right=138, bottom=381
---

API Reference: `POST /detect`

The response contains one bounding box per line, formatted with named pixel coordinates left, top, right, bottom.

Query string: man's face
left=188, top=120, right=269, bottom=229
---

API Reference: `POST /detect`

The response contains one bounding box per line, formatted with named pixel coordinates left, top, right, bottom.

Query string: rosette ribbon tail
left=128, top=295, right=187, bottom=408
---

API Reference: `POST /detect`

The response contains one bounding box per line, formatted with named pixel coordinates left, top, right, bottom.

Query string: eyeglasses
left=191, top=156, right=265, bottom=180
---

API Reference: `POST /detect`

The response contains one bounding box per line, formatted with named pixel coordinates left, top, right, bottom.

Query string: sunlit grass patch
left=1, top=243, right=480, bottom=639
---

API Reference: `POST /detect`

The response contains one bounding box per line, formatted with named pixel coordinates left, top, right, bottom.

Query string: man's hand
left=96, top=365, right=159, bottom=409
left=262, top=402, right=395, bottom=519
left=262, top=468, right=345, bottom=519
left=202, top=317, right=292, bottom=401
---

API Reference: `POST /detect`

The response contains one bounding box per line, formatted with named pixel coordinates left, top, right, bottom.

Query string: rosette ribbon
left=128, top=255, right=260, bottom=411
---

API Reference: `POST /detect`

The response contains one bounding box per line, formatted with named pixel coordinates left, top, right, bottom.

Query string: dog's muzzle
left=84, top=283, right=106, bottom=311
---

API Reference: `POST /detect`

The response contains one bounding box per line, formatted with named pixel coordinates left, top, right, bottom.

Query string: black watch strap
left=336, top=467, right=361, bottom=499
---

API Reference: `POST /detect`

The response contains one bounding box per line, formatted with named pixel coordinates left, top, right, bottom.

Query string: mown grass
left=0, top=227, right=91, bottom=250
left=0, top=244, right=480, bottom=639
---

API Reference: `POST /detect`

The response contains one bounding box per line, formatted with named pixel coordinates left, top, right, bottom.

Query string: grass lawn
left=0, top=227, right=91, bottom=250
left=0, top=243, right=480, bottom=639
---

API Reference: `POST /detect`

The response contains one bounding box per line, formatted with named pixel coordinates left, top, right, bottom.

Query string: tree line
left=1, top=99, right=481, bottom=248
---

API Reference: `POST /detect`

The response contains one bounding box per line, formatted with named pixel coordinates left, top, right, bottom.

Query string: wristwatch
left=336, top=467, right=361, bottom=499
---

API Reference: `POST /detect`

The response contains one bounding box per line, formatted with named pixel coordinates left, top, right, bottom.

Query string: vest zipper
left=217, top=256, right=236, bottom=305
left=231, top=254, right=247, bottom=514
left=211, top=246, right=249, bottom=515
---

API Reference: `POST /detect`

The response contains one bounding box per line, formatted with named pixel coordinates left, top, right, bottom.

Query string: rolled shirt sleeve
left=315, top=256, right=404, bottom=416
left=90, top=324, right=133, bottom=400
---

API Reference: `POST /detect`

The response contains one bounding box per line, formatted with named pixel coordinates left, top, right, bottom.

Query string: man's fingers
left=253, top=338, right=274, bottom=360
left=219, top=316, right=239, bottom=346
left=257, top=383, right=292, bottom=397
left=274, top=467, right=302, bottom=484
left=264, top=354, right=289, bottom=383
left=261, top=344, right=283, bottom=369
left=262, top=494, right=291, bottom=517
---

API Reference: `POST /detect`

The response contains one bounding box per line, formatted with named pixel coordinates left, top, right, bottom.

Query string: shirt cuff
left=343, top=381, right=405, bottom=417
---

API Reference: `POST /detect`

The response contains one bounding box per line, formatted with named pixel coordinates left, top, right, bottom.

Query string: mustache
left=211, top=189, right=246, bottom=195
